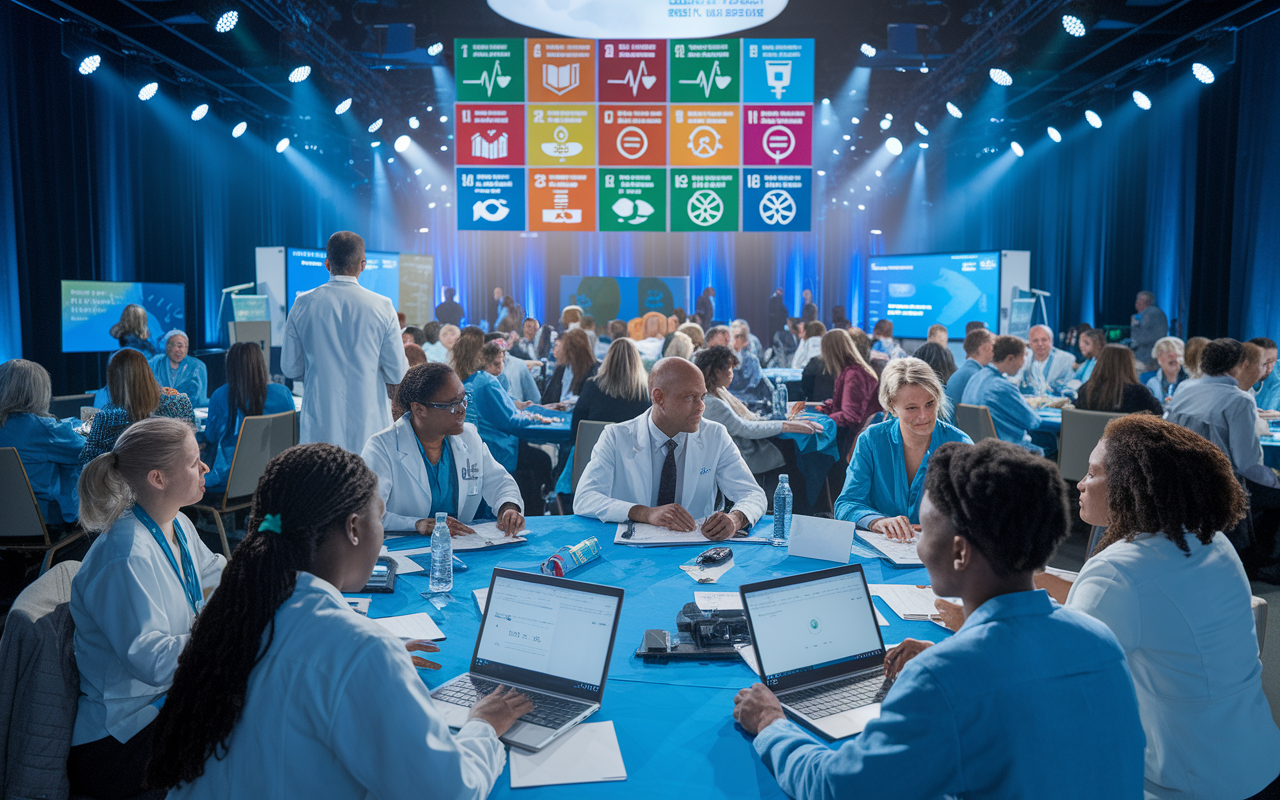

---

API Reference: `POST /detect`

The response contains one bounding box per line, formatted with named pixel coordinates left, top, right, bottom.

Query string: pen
left=622, top=521, right=635, bottom=540
left=452, top=555, right=468, bottom=571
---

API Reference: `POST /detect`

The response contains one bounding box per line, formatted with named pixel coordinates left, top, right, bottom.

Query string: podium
left=228, top=321, right=271, bottom=353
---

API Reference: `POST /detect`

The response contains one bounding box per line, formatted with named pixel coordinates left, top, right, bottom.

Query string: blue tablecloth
left=778, top=413, right=840, bottom=506
left=1035, top=408, right=1062, bottom=433
left=518, top=406, right=573, bottom=445
left=1264, top=421, right=1280, bottom=469
left=364, top=515, right=949, bottom=798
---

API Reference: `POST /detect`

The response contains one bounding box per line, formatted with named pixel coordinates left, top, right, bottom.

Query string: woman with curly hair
left=148, top=443, right=533, bottom=797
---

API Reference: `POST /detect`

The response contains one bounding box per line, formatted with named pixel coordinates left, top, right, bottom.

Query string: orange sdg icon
left=529, top=169, right=597, bottom=232
left=669, top=105, right=740, bottom=167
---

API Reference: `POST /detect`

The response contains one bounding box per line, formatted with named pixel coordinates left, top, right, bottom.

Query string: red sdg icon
left=599, top=104, right=666, bottom=166
left=616, top=126, right=648, bottom=160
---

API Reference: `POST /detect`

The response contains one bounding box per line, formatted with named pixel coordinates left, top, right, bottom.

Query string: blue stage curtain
left=0, top=2, right=22, bottom=362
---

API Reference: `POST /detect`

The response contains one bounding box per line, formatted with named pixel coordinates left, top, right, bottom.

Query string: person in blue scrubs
left=733, top=438, right=1146, bottom=800
left=202, top=342, right=295, bottom=494
left=149, top=331, right=208, bottom=408
left=943, top=328, right=994, bottom=413
left=962, top=335, right=1048, bottom=456
left=0, top=359, right=85, bottom=524
left=836, top=357, right=971, bottom=541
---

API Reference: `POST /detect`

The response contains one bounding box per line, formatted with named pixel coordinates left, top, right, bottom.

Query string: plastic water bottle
left=429, top=512, right=453, bottom=593
left=772, top=379, right=788, bottom=420
left=772, top=476, right=793, bottom=547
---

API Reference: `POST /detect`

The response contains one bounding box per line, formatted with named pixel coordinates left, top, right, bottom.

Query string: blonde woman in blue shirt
left=835, top=357, right=971, bottom=541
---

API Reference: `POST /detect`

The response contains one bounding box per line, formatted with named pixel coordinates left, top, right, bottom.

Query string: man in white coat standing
left=282, top=231, right=409, bottom=454
left=574, top=357, right=767, bottom=541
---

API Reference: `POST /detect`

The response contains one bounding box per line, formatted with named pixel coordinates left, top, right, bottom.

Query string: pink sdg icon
left=762, top=125, right=796, bottom=164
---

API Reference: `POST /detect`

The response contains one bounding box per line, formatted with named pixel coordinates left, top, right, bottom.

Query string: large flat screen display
left=285, top=248, right=400, bottom=311
left=865, top=251, right=1001, bottom=339
left=61, top=280, right=186, bottom=353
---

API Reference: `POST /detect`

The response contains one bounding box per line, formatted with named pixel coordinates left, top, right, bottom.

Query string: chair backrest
left=224, top=410, right=298, bottom=503
left=0, top=449, right=49, bottom=543
left=48, top=394, right=93, bottom=420
left=1058, top=408, right=1126, bottom=483
left=571, top=421, right=613, bottom=494
left=954, top=404, right=998, bottom=442
left=1252, top=596, right=1268, bottom=656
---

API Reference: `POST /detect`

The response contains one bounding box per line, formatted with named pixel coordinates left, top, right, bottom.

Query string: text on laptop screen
left=746, top=571, right=883, bottom=684
left=476, top=577, right=619, bottom=688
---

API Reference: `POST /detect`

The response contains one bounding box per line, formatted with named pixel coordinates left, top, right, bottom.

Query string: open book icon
left=542, top=63, right=580, bottom=95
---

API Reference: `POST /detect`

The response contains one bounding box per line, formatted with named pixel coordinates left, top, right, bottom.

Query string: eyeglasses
left=419, top=396, right=469, bottom=414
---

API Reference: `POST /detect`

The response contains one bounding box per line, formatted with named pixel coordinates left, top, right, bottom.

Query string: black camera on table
left=635, top=602, right=751, bottom=662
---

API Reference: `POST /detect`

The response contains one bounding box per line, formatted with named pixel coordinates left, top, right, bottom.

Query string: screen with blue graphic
left=865, top=251, right=1001, bottom=340
left=61, top=280, right=186, bottom=353
left=559, top=276, right=690, bottom=320
left=285, top=248, right=400, bottom=311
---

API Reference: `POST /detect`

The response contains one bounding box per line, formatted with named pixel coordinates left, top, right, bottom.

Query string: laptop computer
left=739, top=564, right=892, bottom=740
left=431, top=568, right=624, bottom=752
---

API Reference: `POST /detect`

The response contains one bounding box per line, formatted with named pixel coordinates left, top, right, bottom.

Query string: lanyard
left=133, top=506, right=203, bottom=616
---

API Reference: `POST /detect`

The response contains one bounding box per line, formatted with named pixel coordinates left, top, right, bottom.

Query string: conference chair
left=187, top=410, right=296, bottom=557
left=1058, top=408, right=1125, bottom=483
left=48, top=394, right=93, bottom=420
left=0, top=449, right=86, bottom=575
left=954, top=404, right=998, bottom=442
left=571, top=421, right=612, bottom=495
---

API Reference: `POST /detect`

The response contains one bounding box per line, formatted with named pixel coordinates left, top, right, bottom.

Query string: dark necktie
left=657, top=439, right=678, bottom=507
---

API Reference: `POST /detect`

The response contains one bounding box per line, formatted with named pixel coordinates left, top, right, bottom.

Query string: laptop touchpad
left=502, top=720, right=558, bottom=750
left=830, top=702, right=881, bottom=737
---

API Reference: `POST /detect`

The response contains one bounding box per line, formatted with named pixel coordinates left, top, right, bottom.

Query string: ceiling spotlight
left=1047, top=126, right=1062, bottom=142
left=418, top=227, right=430, bottom=233
left=414, top=168, right=423, bottom=175
left=1011, top=141, right=1025, bottom=157
left=1132, top=90, right=1151, bottom=110
left=440, top=145, right=448, bottom=151
left=335, top=98, right=352, bottom=115
left=885, top=137, right=903, bottom=155
left=427, top=42, right=443, bottom=56
left=214, top=10, right=238, bottom=33
left=919, top=65, right=929, bottom=73
left=232, top=121, right=247, bottom=138
left=851, top=116, right=860, bottom=124
left=875, top=170, right=882, bottom=177
left=858, top=204, right=866, bottom=210
left=880, top=119, right=892, bottom=130
left=1062, top=14, right=1086, bottom=37
left=919, top=142, right=929, bottom=149
left=989, top=68, right=1013, bottom=86
left=394, top=135, right=411, bottom=152
left=946, top=102, right=963, bottom=119
left=440, top=115, right=448, bottom=123
left=368, top=118, right=383, bottom=133
left=275, top=137, right=290, bottom=153
left=821, top=98, right=830, bottom=105
left=371, top=141, right=381, bottom=148
left=871, top=229, right=883, bottom=235
left=191, top=104, right=209, bottom=121
left=1192, top=62, right=1215, bottom=84
left=914, top=121, right=929, bottom=136
left=138, top=82, right=158, bottom=101
left=1085, top=109, right=1102, bottom=128
left=78, top=55, right=101, bottom=75
left=884, top=113, right=893, bottom=120
left=861, top=43, right=877, bottom=58
left=409, top=116, right=420, bottom=129
left=288, top=66, right=311, bottom=83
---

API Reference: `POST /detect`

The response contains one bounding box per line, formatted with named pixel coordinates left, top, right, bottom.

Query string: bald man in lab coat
left=282, top=231, right=409, bottom=454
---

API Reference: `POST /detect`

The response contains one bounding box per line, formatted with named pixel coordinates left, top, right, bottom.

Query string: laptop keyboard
left=780, top=670, right=892, bottom=719
left=432, top=676, right=593, bottom=729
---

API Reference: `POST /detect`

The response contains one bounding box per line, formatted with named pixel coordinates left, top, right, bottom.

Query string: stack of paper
left=614, top=520, right=770, bottom=547
left=369, top=612, right=445, bottom=641
left=870, top=585, right=957, bottom=620
left=508, top=721, right=627, bottom=788
left=854, top=530, right=924, bottom=565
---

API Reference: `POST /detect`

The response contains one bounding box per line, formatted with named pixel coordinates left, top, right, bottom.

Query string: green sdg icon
left=455, top=39, right=525, bottom=102
left=670, top=169, right=739, bottom=232
left=598, top=169, right=666, bottom=232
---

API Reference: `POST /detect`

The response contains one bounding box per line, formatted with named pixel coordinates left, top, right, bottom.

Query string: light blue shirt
left=729, top=348, right=771, bottom=406
left=1254, top=369, right=1280, bottom=412
left=752, top=590, right=1146, bottom=800
left=944, top=358, right=983, bottom=412
left=0, top=414, right=84, bottom=523
left=421, top=341, right=448, bottom=363
left=1166, top=374, right=1278, bottom=488
left=148, top=354, right=209, bottom=408
left=463, top=371, right=539, bottom=472
left=416, top=436, right=458, bottom=519
left=1146, top=368, right=1188, bottom=408
left=498, top=356, right=540, bottom=404
left=202, top=383, right=296, bottom=492
left=1074, top=357, right=1096, bottom=383
left=963, top=364, right=1041, bottom=448
left=834, top=418, right=971, bottom=527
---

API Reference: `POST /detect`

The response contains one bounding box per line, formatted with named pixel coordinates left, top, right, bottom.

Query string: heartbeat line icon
left=606, top=60, right=658, bottom=96
left=462, top=60, right=512, bottom=96
left=678, top=59, right=733, bottom=97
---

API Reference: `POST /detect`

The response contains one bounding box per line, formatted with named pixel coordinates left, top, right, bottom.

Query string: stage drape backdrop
left=2, top=3, right=1279, bottom=393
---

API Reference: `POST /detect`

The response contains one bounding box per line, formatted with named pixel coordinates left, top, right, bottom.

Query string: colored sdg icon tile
left=669, top=39, right=740, bottom=104
left=529, top=169, right=597, bottom=232
left=599, top=106, right=667, bottom=166
left=455, top=39, right=524, bottom=102
left=527, top=105, right=597, bottom=166
left=598, top=169, right=667, bottom=232
left=527, top=39, right=596, bottom=103
left=455, top=105, right=525, bottom=166
left=457, top=167, right=526, bottom=231
left=670, top=169, right=739, bottom=233
left=743, top=169, right=811, bottom=232
left=669, top=105, right=740, bottom=167
left=598, top=40, right=667, bottom=102
left=743, top=106, right=813, bottom=166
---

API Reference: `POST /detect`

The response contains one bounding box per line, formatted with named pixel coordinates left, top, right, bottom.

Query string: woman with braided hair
left=149, top=443, right=533, bottom=797
left=67, top=417, right=224, bottom=799
left=733, top=438, right=1145, bottom=799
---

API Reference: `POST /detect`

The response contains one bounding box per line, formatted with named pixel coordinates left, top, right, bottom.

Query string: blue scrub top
left=149, top=353, right=209, bottom=407
left=0, top=414, right=84, bottom=524
left=834, top=417, right=971, bottom=526
left=415, top=435, right=458, bottom=519
left=203, top=383, right=296, bottom=491
left=462, top=371, right=539, bottom=473
left=1255, top=369, right=1280, bottom=412
left=962, top=364, right=1041, bottom=447
left=944, top=358, right=983, bottom=417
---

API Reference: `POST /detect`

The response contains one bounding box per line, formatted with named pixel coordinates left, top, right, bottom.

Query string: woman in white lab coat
left=67, top=417, right=225, bottom=800
left=148, top=443, right=533, bottom=798
left=362, top=362, right=525, bottom=536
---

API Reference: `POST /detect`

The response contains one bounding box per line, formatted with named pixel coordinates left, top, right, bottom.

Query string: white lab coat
left=282, top=275, right=409, bottom=454
left=166, top=572, right=505, bottom=800
left=70, top=511, right=225, bottom=745
left=361, top=417, right=523, bottom=532
left=574, top=409, right=767, bottom=525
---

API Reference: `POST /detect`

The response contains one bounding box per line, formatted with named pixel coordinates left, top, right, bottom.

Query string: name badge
left=462, top=460, right=481, bottom=495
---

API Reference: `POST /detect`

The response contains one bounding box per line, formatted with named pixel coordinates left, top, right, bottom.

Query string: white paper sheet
left=451, top=521, right=527, bottom=551
left=694, top=591, right=742, bottom=611
left=787, top=516, right=856, bottom=564
left=345, top=597, right=370, bottom=616
left=678, top=554, right=735, bottom=584
left=614, top=520, right=771, bottom=547
left=870, top=584, right=960, bottom=620
left=508, top=721, right=627, bottom=788
left=473, top=588, right=488, bottom=613
left=854, top=530, right=924, bottom=565
left=380, top=544, right=426, bottom=575
left=370, top=612, right=445, bottom=641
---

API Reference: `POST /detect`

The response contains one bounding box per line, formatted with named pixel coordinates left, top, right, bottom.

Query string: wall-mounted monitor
left=61, top=280, right=186, bottom=353
left=864, top=251, right=1002, bottom=340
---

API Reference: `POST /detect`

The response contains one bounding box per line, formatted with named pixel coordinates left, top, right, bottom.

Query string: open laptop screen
left=742, top=566, right=885, bottom=691
left=471, top=570, right=623, bottom=702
